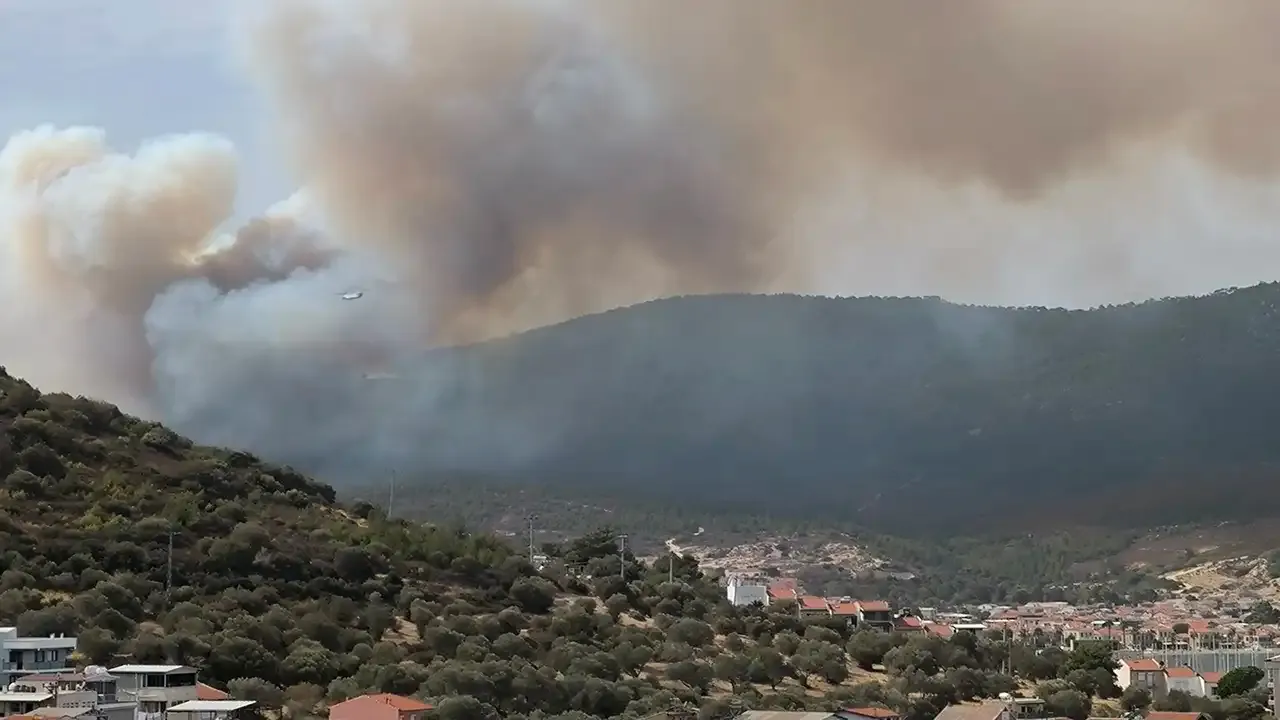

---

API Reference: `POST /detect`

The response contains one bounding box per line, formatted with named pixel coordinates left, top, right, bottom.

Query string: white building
left=725, top=575, right=770, bottom=607
left=109, top=665, right=199, bottom=719
left=1116, top=658, right=1168, bottom=700
left=0, top=628, right=78, bottom=686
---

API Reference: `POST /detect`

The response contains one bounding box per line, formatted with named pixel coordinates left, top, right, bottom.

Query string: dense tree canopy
left=361, top=286, right=1280, bottom=536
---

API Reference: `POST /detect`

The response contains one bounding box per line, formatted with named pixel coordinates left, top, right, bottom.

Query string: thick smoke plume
left=6, top=0, right=1280, bottom=477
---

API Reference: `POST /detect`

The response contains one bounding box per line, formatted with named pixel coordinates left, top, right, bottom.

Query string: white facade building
left=725, top=575, right=770, bottom=607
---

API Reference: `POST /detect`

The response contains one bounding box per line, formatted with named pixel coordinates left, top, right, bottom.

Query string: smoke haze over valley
left=8, top=0, right=1280, bottom=506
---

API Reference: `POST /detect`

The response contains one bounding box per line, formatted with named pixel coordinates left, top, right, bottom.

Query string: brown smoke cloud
left=236, top=0, right=1280, bottom=343
left=6, top=0, right=1280, bottom=465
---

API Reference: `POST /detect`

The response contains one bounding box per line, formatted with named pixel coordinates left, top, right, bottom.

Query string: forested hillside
left=399, top=284, right=1280, bottom=535
left=1, top=366, right=1173, bottom=719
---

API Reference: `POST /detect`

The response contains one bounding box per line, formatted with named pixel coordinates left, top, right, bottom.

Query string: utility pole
left=669, top=550, right=674, bottom=584
left=527, top=514, right=537, bottom=560
left=618, top=534, right=628, bottom=582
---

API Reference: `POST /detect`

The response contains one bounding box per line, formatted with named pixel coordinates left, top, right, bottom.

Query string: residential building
left=0, top=629, right=77, bottom=686
left=329, top=694, right=431, bottom=720
left=166, top=700, right=258, bottom=720
left=830, top=599, right=860, bottom=625
left=10, top=668, right=135, bottom=720
left=933, top=699, right=1016, bottom=720
left=1267, top=654, right=1280, bottom=718
left=1116, top=658, right=1168, bottom=700
left=856, top=601, right=894, bottom=631
left=0, top=691, right=53, bottom=717
left=798, top=597, right=831, bottom=619
left=836, top=707, right=899, bottom=720
left=1165, top=666, right=1202, bottom=697
left=725, top=576, right=770, bottom=607
left=195, top=685, right=228, bottom=702
left=108, top=665, right=198, bottom=718
left=1009, top=698, right=1047, bottom=719
left=1199, top=671, right=1222, bottom=698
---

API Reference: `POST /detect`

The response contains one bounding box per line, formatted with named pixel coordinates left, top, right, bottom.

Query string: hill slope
left=382, top=284, right=1280, bottom=535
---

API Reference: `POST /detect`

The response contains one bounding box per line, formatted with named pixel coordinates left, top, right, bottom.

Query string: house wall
left=1166, top=676, right=1204, bottom=697
left=727, top=584, right=769, bottom=607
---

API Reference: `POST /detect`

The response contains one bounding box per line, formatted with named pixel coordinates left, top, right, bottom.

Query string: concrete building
left=11, top=667, right=137, bottom=720
left=725, top=575, right=770, bottom=607
left=108, top=665, right=198, bottom=719
left=0, top=629, right=78, bottom=686
left=0, top=690, right=54, bottom=716
left=1266, top=655, right=1280, bottom=718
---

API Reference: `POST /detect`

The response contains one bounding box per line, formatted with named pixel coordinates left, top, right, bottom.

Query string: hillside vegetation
left=396, top=284, right=1280, bottom=536
left=0, top=365, right=1060, bottom=720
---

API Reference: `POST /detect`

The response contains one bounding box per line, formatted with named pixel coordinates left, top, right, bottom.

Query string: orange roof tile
left=1200, top=672, right=1223, bottom=684
left=1166, top=667, right=1197, bottom=678
left=197, top=683, right=230, bottom=701
left=845, top=708, right=900, bottom=718
left=1124, top=658, right=1163, bottom=672
left=857, top=600, right=891, bottom=612
left=830, top=600, right=859, bottom=616
left=800, top=596, right=829, bottom=610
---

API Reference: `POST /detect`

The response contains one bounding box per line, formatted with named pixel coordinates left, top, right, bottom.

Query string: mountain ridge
left=386, top=283, right=1280, bottom=536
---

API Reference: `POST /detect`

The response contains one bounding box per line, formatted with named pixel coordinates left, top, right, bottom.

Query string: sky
left=0, top=0, right=287, bottom=221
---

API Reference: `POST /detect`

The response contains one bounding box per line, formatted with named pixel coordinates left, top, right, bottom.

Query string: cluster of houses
left=982, top=600, right=1280, bottom=650
left=1114, top=658, right=1224, bottom=699
left=724, top=577, right=986, bottom=638
left=0, top=628, right=432, bottom=720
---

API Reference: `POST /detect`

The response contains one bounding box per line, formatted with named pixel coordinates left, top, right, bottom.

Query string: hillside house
left=1164, top=667, right=1202, bottom=696
left=933, top=699, right=1016, bottom=720
left=837, top=708, right=900, bottom=720
left=0, top=692, right=53, bottom=717
left=1116, top=658, right=1167, bottom=700
left=798, top=597, right=831, bottom=618
left=1144, top=713, right=1213, bottom=720
left=1199, top=671, right=1221, bottom=698
left=856, top=601, right=894, bottom=631
left=0, top=630, right=77, bottom=687
left=831, top=599, right=860, bottom=625
left=726, top=576, right=770, bottom=607
left=11, top=669, right=135, bottom=720
left=329, top=694, right=431, bottom=720
left=109, top=665, right=199, bottom=718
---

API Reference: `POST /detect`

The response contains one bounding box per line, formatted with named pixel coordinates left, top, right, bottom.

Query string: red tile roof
left=331, top=694, right=433, bottom=717
left=1165, top=666, right=1197, bottom=679
left=197, top=683, right=230, bottom=701
left=800, top=596, right=829, bottom=610
left=830, top=600, right=860, bottom=616
left=896, top=616, right=924, bottom=629
left=925, top=623, right=954, bottom=638
left=1200, top=672, right=1223, bottom=684
left=857, top=600, right=891, bottom=612
left=845, top=708, right=900, bottom=718
left=368, top=694, right=432, bottom=712
left=1124, top=658, right=1164, bottom=672
left=768, top=584, right=798, bottom=600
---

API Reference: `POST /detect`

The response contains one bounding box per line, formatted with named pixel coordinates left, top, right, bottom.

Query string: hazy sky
left=0, top=0, right=287, bottom=221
